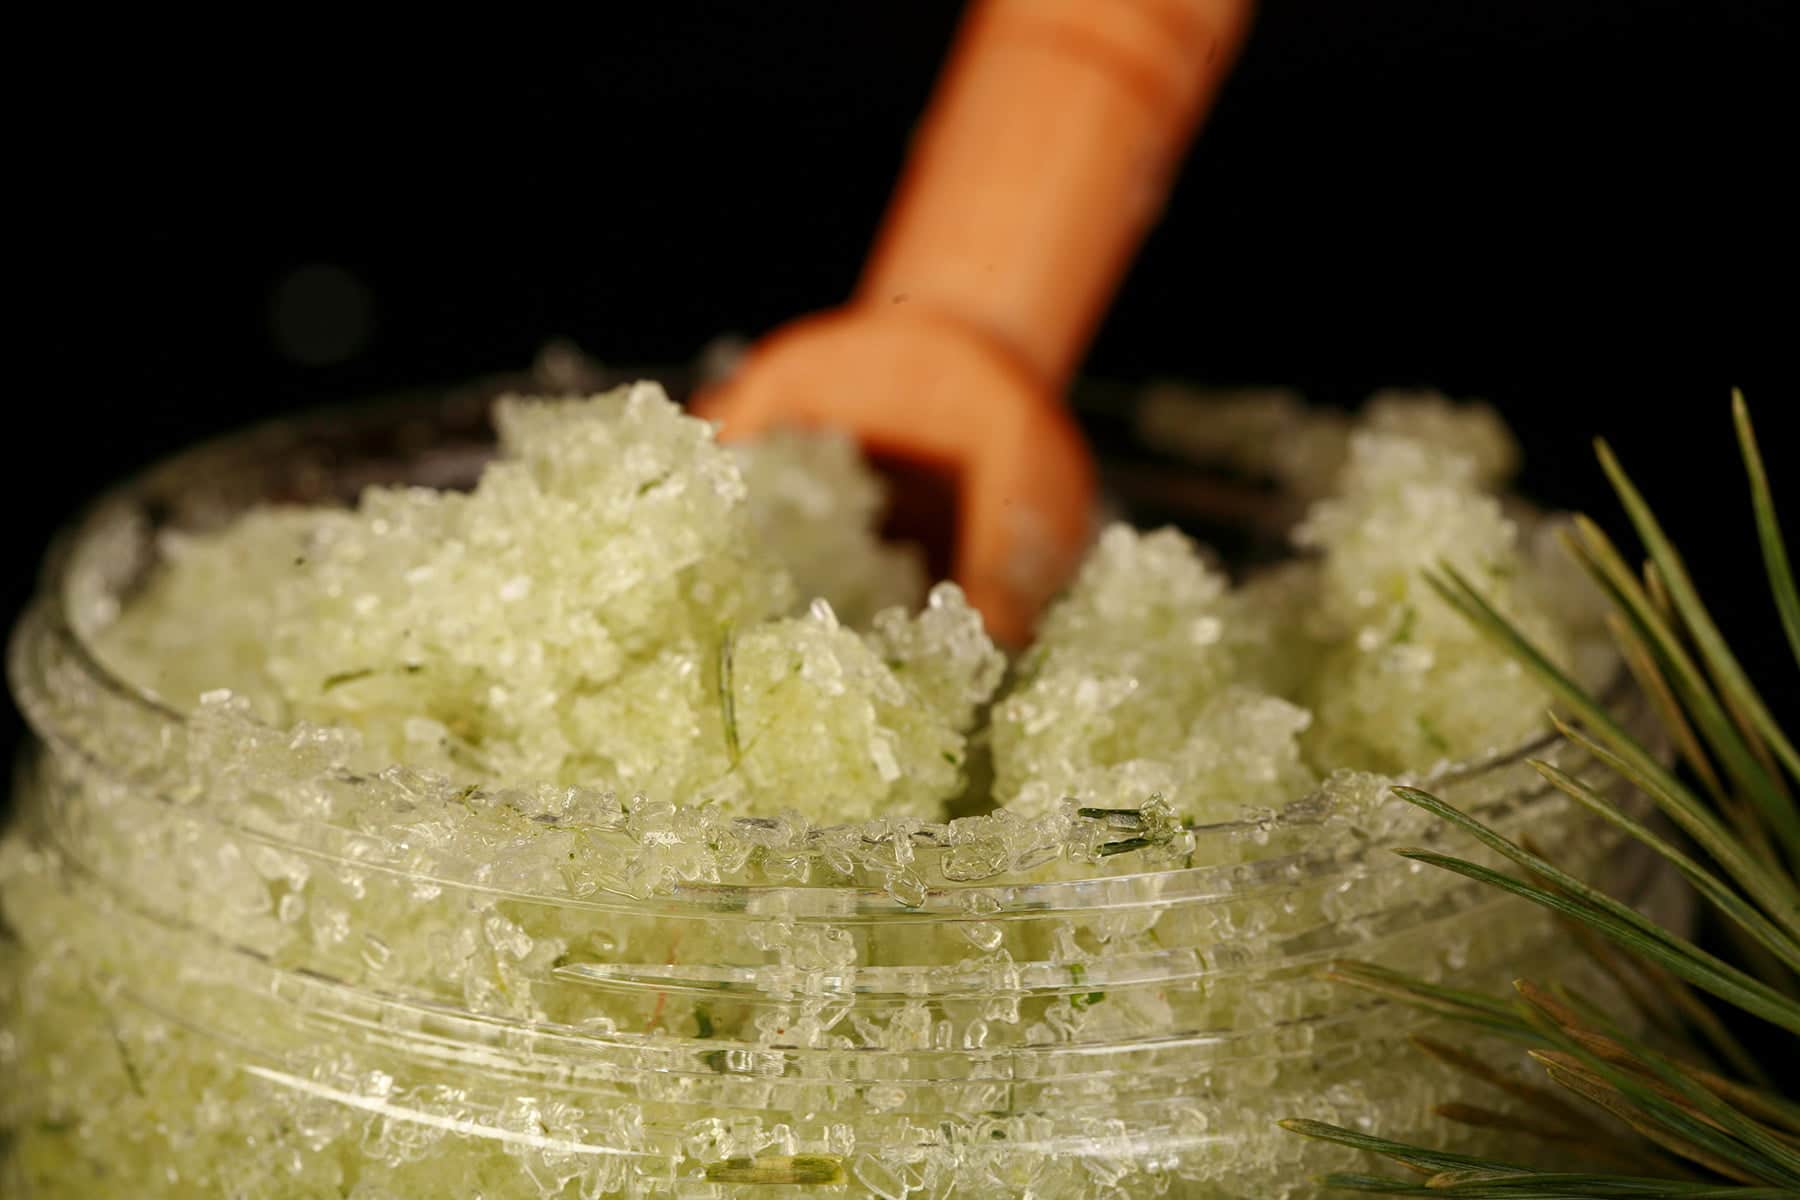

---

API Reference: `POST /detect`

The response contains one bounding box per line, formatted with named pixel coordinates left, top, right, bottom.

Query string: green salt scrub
left=96, top=382, right=1603, bottom=824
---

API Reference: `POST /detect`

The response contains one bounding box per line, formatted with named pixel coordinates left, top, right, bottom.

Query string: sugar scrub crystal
left=2, top=380, right=1637, bottom=1199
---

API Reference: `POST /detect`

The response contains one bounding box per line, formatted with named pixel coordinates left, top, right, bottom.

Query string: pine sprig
left=1733, top=393, right=1800, bottom=672
left=1285, top=398, right=1800, bottom=1194
left=1389, top=788, right=1799, bottom=1033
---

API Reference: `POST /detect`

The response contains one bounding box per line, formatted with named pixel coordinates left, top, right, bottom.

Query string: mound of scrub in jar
left=98, top=384, right=1004, bottom=824
left=990, top=391, right=1608, bottom=816
left=97, top=383, right=1609, bottom=826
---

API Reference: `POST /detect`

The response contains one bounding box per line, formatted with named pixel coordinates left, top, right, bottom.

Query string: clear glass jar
left=2, top=381, right=1671, bottom=1199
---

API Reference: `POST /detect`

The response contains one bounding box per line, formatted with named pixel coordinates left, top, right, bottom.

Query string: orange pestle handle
left=698, top=0, right=1256, bottom=644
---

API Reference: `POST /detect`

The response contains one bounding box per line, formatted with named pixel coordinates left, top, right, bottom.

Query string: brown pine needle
left=1605, top=610, right=1727, bottom=805
left=1569, top=517, right=1788, bottom=821
left=1682, top=1073, right=1800, bottom=1141
left=1630, top=524, right=1789, bottom=804
left=1654, top=975, right=1780, bottom=1094
left=1513, top=980, right=1590, bottom=1038
left=1644, top=559, right=1677, bottom=632
left=1604, top=934, right=1772, bottom=1091
left=1532, top=1052, right=1763, bottom=1185
left=1410, top=1035, right=1607, bottom=1134
left=1719, top=679, right=1794, bottom=807
left=1517, top=980, right=1787, bottom=1127
left=1435, top=1101, right=1587, bottom=1142
left=1424, top=1167, right=1516, bottom=1186
left=1557, top=915, right=1691, bottom=1046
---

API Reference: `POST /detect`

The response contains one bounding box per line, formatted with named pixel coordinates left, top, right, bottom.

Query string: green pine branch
left=1284, top=396, right=1800, bottom=1195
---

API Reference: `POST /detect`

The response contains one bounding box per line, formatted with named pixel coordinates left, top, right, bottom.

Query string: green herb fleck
left=1076, top=807, right=1145, bottom=823
left=718, top=628, right=740, bottom=766
left=705, top=1155, right=844, bottom=1185
left=1067, top=963, right=1105, bottom=1008
left=321, top=668, right=375, bottom=691
left=107, top=1021, right=144, bottom=1097
left=1391, top=605, right=1417, bottom=645
left=1416, top=715, right=1450, bottom=754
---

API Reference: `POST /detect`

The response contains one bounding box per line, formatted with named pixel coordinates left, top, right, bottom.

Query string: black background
left=11, top=0, right=1796, bottom=765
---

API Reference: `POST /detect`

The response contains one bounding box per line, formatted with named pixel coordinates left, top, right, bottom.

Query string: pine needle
left=1389, top=788, right=1800, bottom=1034
left=1604, top=610, right=1728, bottom=808
left=1427, top=566, right=1800, bottom=927
left=1290, top=398, right=1798, bottom=1196
left=1527, top=757, right=1800, bottom=976
left=1410, top=1036, right=1610, bottom=1135
left=1595, top=437, right=1800, bottom=807
left=1529, top=1053, right=1763, bottom=1186
left=1732, top=391, right=1800, bottom=673
left=1561, top=916, right=1772, bottom=1090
